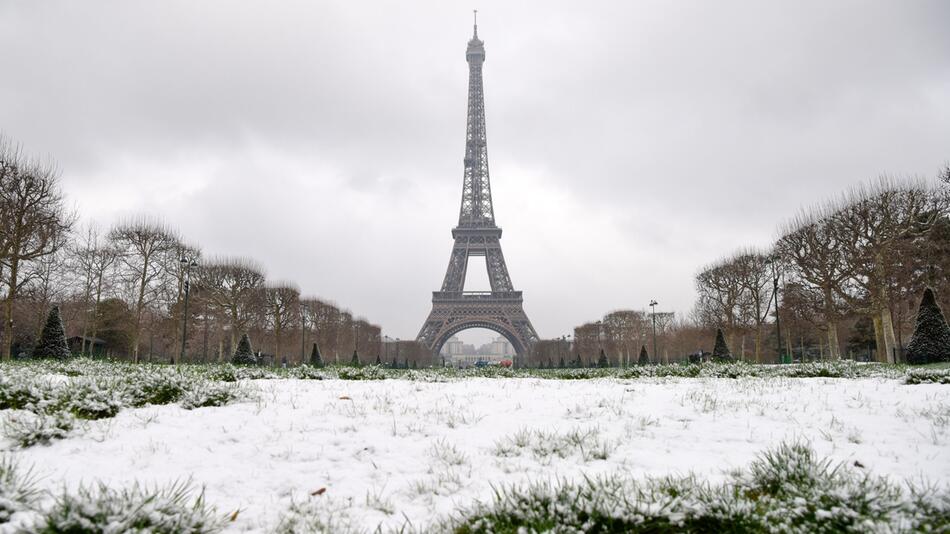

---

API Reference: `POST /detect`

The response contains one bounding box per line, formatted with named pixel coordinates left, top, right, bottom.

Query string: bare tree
left=0, top=137, right=74, bottom=359
left=338, top=311, right=355, bottom=361
left=352, top=318, right=382, bottom=361
left=777, top=209, right=850, bottom=359
left=109, top=218, right=179, bottom=362
left=732, top=249, right=778, bottom=362
left=831, top=178, right=946, bottom=362
left=572, top=322, right=602, bottom=365
left=195, top=257, right=266, bottom=360
left=263, top=282, right=300, bottom=364
left=298, top=297, right=327, bottom=363
left=70, top=224, right=121, bottom=355
left=694, top=259, right=743, bottom=350
left=23, top=249, right=70, bottom=343
left=602, top=310, right=647, bottom=366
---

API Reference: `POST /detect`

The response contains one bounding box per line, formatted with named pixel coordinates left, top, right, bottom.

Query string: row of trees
left=695, top=171, right=950, bottom=363
left=529, top=310, right=683, bottom=367
left=548, top=169, right=949, bottom=366
left=0, top=135, right=384, bottom=364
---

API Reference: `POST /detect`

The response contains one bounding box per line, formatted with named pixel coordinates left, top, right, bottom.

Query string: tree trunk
left=894, top=304, right=904, bottom=364
left=79, top=279, right=91, bottom=356
left=785, top=329, right=792, bottom=362
left=872, top=314, right=886, bottom=363
left=881, top=306, right=897, bottom=364
left=229, top=306, right=238, bottom=357
left=131, top=252, right=152, bottom=364
left=753, top=328, right=762, bottom=363
left=827, top=321, right=841, bottom=360
left=88, top=273, right=104, bottom=357
left=3, top=260, right=20, bottom=360
left=202, top=315, right=209, bottom=363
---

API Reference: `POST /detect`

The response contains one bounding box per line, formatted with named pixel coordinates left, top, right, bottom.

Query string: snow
left=7, top=376, right=950, bottom=531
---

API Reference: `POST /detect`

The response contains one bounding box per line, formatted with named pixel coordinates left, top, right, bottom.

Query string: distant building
left=441, top=335, right=515, bottom=367
left=67, top=336, right=106, bottom=356
left=488, top=336, right=515, bottom=358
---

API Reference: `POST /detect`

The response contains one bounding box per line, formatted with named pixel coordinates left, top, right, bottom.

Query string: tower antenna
left=473, top=9, right=478, bottom=37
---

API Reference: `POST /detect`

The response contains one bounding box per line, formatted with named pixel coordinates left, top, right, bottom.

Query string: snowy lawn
left=4, top=374, right=949, bottom=532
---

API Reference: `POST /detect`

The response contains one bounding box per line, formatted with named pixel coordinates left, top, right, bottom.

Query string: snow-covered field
left=6, top=375, right=948, bottom=531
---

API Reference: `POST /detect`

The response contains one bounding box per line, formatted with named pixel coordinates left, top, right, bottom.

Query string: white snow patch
left=7, top=377, right=949, bottom=532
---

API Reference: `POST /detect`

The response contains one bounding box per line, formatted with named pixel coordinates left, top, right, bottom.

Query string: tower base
left=417, top=291, right=538, bottom=367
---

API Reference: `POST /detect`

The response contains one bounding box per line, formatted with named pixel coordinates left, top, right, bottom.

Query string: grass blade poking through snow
left=444, top=441, right=950, bottom=533
left=0, top=455, right=41, bottom=525
left=35, top=479, right=224, bottom=533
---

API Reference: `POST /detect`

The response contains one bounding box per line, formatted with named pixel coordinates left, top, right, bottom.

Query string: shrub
left=712, top=328, right=733, bottom=362
left=32, top=306, right=71, bottom=360
left=288, top=365, right=325, bottom=380
left=203, top=365, right=239, bottom=383
left=906, top=287, right=950, bottom=364
left=35, top=480, right=224, bottom=534
left=0, top=376, right=51, bottom=411
left=122, top=370, right=189, bottom=407
left=2, top=411, right=75, bottom=447
left=337, top=365, right=386, bottom=381
left=196, top=364, right=276, bottom=382
left=905, top=368, right=950, bottom=385
left=0, top=455, right=41, bottom=524
left=309, top=343, right=323, bottom=368
left=180, top=384, right=242, bottom=410
left=231, top=333, right=256, bottom=365
left=638, top=345, right=649, bottom=366
left=57, top=378, right=124, bottom=420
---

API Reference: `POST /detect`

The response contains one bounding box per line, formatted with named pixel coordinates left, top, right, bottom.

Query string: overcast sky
left=2, top=1, right=948, bottom=342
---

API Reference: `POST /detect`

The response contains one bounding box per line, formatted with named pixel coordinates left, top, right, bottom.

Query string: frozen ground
left=8, top=376, right=950, bottom=531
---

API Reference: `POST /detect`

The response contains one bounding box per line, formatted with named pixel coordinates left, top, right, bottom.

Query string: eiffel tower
left=417, top=13, right=539, bottom=365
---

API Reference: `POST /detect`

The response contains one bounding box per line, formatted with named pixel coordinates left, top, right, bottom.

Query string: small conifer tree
left=712, top=328, right=733, bottom=362
left=558, top=356, right=565, bottom=368
left=375, top=354, right=382, bottom=366
left=597, top=349, right=609, bottom=368
left=232, top=333, right=256, bottom=365
left=33, top=306, right=71, bottom=359
left=411, top=360, right=417, bottom=369
left=310, top=343, right=323, bottom=367
left=638, top=345, right=650, bottom=366
left=391, top=356, right=398, bottom=369
left=350, top=350, right=360, bottom=367
left=906, top=287, right=950, bottom=364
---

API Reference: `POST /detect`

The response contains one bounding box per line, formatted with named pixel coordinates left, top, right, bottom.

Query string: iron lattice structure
left=417, top=18, right=539, bottom=365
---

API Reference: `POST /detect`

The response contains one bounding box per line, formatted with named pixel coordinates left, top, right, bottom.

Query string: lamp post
left=766, top=255, right=784, bottom=363
left=300, top=301, right=310, bottom=365
left=558, top=335, right=564, bottom=366
left=179, top=257, right=198, bottom=364
left=649, top=300, right=658, bottom=363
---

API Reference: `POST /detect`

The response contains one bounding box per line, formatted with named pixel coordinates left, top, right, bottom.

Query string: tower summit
left=460, top=9, right=491, bottom=227
left=416, top=17, right=539, bottom=365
